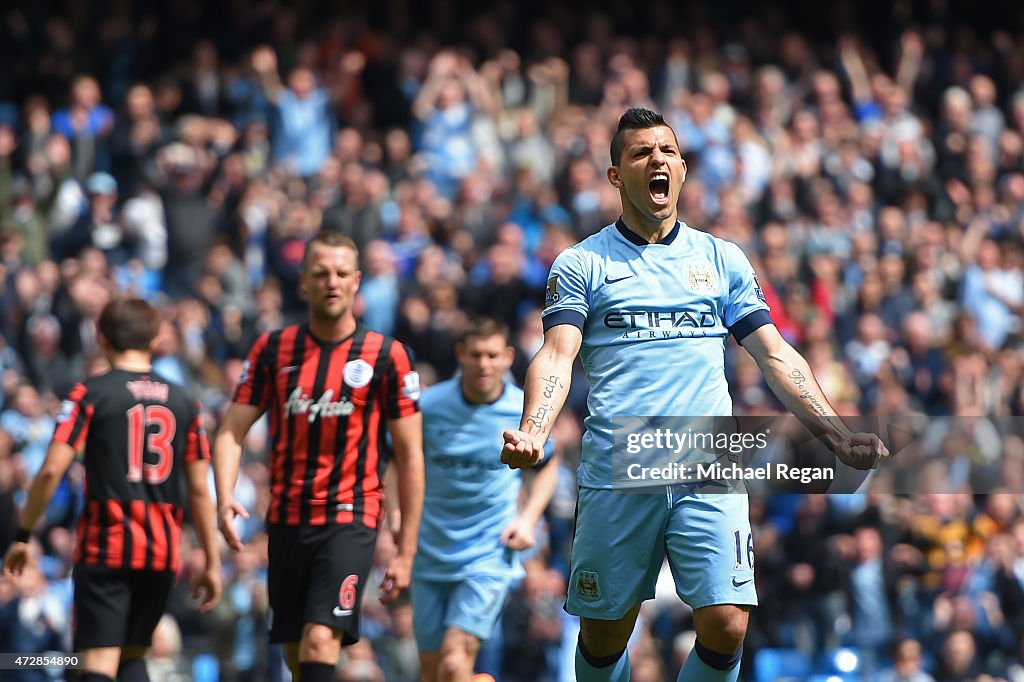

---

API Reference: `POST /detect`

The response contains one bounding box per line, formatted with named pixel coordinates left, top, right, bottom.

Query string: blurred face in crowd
left=89, top=188, right=117, bottom=215
left=608, top=125, right=685, bottom=228
left=45, top=134, right=71, bottom=168
left=362, top=240, right=395, bottom=278
left=854, top=526, right=883, bottom=562
left=894, top=640, right=924, bottom=676
left=126, top=85, right=156, bottom=121
left=12, top=384, right=41, bottom=417
left=942, top=631, right=976, bottom=674
left=384, top=128, right=411, bottom=162
left=301, top=241, right=360, bottom=322
left=977, top=239, right=1000, bottom=269
left=27, top=315, right=61, bottom=358
left=334, top=128, right=363, bottom=163
left=72, top=76, right=102, bottom=109
left=437, top=79, right=466, bottom=110
left=288, top=67, right=317, bottom=99
left=194, top=40, right=218, bottom=70
left=457, top=333, right=513, bottom=403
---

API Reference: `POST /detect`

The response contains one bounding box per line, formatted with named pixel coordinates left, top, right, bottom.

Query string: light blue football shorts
left=411, top=574, right=512, bottom=651
left=565, top=486, right=758, bottom=619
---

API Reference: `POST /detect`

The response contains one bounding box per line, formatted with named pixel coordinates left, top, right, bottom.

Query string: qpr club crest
left=687, top=263, right=718, bottom=295
left=343, top=359, right=374, bottom=388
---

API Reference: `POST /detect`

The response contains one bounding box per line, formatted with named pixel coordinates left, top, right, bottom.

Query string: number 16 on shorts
left=733, top=530, right=754, bottom=571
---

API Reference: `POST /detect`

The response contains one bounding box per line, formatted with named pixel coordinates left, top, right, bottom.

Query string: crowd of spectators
left=1, top=0, right=1024, bottom=680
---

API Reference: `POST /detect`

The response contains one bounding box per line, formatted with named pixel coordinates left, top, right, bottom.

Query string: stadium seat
left=817, top=646, right=861, bottom=675
left=192, top=653, right=219, bottom=682
left=752, top=647, right=813, bottom=682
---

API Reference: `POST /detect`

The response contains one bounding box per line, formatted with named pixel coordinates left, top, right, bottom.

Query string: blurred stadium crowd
left=1, top=0, right=1024, bottom=680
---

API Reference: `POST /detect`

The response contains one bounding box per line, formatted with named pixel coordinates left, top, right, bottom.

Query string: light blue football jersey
left=415, top=378, right=554, bottom=581
left=543, top=220, right=771, bottom=489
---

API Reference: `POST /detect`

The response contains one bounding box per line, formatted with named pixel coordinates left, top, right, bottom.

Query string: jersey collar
left=615, top=218, right=680, bottom=246
left=305, top=323, right=358, bottom=347
left=459, top=378, right=508, bottom=406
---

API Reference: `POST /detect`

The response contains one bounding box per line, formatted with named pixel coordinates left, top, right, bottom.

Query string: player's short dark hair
left=302, top=230, right=360, bottom=270
left=460, top=316, right=511, bottom=345
left=99, top=298, right=161, bottom=352
left=610, top=107, right=671, bottom=166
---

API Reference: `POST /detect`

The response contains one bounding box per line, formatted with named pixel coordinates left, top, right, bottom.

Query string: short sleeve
left=232, top=333, right=272, bottom=408
left=384, top=341, right=421, bottom=419
left=722, top=242, right=772, bottom=342
left=52, top=383, right=93, bottom=451
left=185, top=400, right=211, bottom=463
left=541, top=247, right=590, bottom=333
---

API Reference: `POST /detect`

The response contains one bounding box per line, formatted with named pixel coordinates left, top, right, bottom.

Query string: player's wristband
left=15, top=528, right=31, bottom=544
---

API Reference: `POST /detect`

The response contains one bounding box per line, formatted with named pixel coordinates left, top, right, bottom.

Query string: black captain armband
left=15, top=528, right=32, bottom=544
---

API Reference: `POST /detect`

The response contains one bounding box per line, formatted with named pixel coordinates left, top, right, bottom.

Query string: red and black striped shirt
left=233, top=324, right=419, bottom=528
left=54, top=369, right=210, bottom=572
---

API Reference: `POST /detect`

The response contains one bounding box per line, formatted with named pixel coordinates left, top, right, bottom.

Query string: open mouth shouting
left=649, top=171, right=670, bottom=205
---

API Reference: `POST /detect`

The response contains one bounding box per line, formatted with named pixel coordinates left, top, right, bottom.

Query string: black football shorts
left=73, top=564, right=174, bottom=650
left=266, top=523, right=378, bottom=645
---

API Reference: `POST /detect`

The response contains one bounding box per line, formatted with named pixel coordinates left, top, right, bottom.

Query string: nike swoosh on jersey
left=604, top=274, right=634, bottom=284
left=732, top=577, right=753, bottom=587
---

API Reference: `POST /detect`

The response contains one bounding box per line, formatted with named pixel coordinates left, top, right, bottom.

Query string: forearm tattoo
left=526, top=402, right=555, bottom=430
left=541, top=375, right=563, bottom=400
left=788, top=369, right=831, bottom=417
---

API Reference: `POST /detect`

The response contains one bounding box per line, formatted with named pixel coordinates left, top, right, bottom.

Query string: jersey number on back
left=126, top=405, right=176, bottom=484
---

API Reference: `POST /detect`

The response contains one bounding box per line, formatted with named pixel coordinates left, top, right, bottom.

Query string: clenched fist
left=501, top=430, right=545, bottom=469
left=835, top=432, right=889, bottom=470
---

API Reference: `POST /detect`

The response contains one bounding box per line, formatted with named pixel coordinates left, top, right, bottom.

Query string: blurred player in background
left=213, top=230, right=424, bottom=682
left=414, top=317, right=558, bottom=682
left=3, top=298, right=222, bottom=682
left=501, top=107, right=888, bottom=682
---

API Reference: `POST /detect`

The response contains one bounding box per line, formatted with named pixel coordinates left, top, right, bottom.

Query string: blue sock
left=574, top=640, right=630, bottom=682
left=677, top=641, right=742, bottom=682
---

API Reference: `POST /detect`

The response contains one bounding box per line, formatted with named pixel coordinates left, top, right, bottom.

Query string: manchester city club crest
left=687, top=262, right=718, bottom=294
left=575, top=570, right=601, bottom=600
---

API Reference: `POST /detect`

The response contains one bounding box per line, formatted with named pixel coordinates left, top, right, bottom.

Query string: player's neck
left=308, top=313, right=357, bottom=342
left=107, top=350, right=153, bottom=372
left=620, top=208, right=677, bottom=243
left=460, top=379, right=504, bottom=405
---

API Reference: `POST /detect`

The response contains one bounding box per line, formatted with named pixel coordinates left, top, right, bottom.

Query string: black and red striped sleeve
left=383, top=341, right=420, bottom=419
left=52, top=383, right=93, bottom=451
left=232, top=332, right=272, bottom=407
left=185, top=400, right=211, bottom=463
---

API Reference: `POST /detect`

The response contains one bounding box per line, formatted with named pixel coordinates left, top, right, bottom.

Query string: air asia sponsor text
left=283, top=388, right=356, bottom=422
